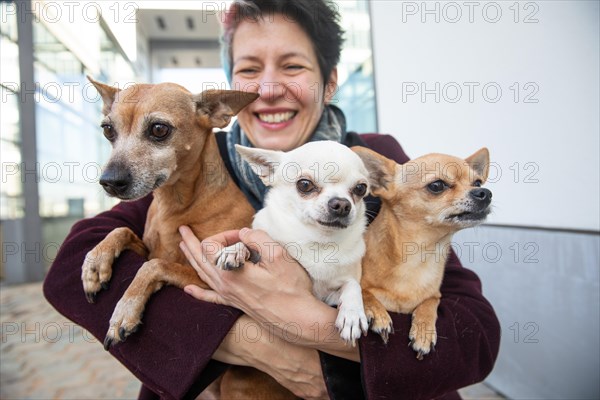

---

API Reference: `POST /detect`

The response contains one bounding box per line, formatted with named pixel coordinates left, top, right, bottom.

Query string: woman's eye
left=352, top=183, right=367, bottom=197
left=427, top=180, right=448, bottom=194
left=101, top=124, right=115, bottom=141
left=296, top=179, right=316, bottom=194
left=149, top=123, right=171, bottom=141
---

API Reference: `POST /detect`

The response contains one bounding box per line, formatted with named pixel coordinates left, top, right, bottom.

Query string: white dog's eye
left=352, top=183, right=367, bottom=197
left=296, top=179, right=316, bottom=194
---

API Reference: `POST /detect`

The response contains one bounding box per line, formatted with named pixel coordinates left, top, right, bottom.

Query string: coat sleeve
left=43, top=195, right=242, bottom=400
left=356, top=134, right=501, bottom=399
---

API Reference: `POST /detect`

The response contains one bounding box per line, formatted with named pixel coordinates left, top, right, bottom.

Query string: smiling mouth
left=317, top=219, right=348, bottom=229
left=255, top=111, right=297, bottom=124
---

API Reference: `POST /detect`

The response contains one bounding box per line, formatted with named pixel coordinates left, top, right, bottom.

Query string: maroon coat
left=44, top=133, right=500, bottom=400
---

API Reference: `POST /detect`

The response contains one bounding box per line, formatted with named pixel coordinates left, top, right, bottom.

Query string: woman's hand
left=179, top=225, right=360, bottom=361
left=179, top=226, right=313, bottom=315
left=214, top=315, right=329, bottom=400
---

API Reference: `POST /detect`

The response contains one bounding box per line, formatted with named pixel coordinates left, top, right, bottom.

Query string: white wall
left=371, top=0, right=599, bottom=231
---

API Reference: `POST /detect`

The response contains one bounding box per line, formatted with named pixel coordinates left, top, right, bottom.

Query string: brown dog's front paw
left=216, top=243, right=250, bottom=270
left=408, top=320, right=437, bottom=360
left=104, top=298, right=144, bottom=349
left=81, top=246, right=117, bottom=303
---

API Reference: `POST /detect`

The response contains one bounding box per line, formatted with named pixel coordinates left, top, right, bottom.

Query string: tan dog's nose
left=469, top=188, right=492, bottom=206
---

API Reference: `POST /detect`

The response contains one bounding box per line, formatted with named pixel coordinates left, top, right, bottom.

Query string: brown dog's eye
left=149, top=123, right=172, bottom=141
left=427, top=180, right=448, bottom=194
left=473, top=179, right=482, bottom=187
left=352, top=183, right=367, bottom=197
left=296, top=179, right=316, bottom=194
left=101, top=124, right=115, bottom=141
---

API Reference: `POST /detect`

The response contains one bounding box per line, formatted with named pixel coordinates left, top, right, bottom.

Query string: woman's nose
left=257, top=69, right=288, bottom=102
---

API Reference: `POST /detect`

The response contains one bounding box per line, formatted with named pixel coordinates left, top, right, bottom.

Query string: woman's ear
left=324, top=68, right=338, bottom=104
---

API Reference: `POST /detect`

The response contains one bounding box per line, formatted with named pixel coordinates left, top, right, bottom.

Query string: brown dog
left=354, top=146, right=492, bottom=359
left=80, top=78, right=258, bottom=344
left=81, top=78, right=299, bottom=399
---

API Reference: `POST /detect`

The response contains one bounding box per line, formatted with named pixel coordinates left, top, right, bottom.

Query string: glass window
left=332, top=0, right=377, bottom=133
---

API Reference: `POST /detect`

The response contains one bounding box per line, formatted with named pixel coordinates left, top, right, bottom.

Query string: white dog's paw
left=335, top=307, right=369, bottom=346
left=216, top=243, right=250, bottom=270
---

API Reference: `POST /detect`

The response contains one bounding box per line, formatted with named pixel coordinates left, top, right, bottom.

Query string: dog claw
left=416, top=350, right=424, bottom=361
left=103, top=336, right=114, bottom=350
left=101, top=282, right=110, bottom=291
left=249, top=249, right=261, bottom=264
left=85, top=292, right=96, bottom=304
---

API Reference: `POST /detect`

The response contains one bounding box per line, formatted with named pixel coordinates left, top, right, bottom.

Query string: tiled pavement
left=0, top=283, right=504, bottom=399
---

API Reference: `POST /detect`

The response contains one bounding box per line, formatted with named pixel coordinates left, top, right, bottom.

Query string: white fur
left=223, top=141, right=370, bottom=343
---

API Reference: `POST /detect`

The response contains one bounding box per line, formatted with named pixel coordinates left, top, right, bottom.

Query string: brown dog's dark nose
left=328, top=197, right=351, bottom=217
left=470, top=188, right=492, bottom=206
left=100, top=165, right=132, bottom=197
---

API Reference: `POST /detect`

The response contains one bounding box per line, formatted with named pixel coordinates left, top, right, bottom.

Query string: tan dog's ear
left=194, top=90, right=259, bottom=128
left=465, top=147, right=490, bottom=183
left=352, top=146, right=397, bottom=197
left=235, top=144, right=282, bottom=186
left=87, top=75, right=120, bottom=115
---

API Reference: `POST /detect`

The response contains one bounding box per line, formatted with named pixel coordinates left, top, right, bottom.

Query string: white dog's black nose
left=100, top=164, right=132, bottom=197
left=328, top=197, right=351, bottom=217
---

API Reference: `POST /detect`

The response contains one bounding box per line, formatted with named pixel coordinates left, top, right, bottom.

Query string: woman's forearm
left=213, top=315, right=329, bottom=399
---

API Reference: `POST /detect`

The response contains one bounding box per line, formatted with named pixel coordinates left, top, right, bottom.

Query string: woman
left=44, top=1, right=500, bottom=399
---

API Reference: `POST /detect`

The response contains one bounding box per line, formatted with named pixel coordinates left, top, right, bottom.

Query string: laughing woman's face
left=230, top=13, right=337, bottom=151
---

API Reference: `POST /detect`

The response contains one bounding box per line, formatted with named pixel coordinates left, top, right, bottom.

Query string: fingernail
left=240, top=227, right=250, bottom=236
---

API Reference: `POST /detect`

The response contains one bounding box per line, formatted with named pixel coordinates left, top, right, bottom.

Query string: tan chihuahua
left=81, top=77, right=258, bottom=347
left=353, top=147, right=492, bottom=360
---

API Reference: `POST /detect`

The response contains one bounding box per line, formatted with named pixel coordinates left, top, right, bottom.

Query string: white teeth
left=257, top=111, right=295, bottom=123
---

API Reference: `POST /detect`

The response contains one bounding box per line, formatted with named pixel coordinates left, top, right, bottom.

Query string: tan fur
left=354, top=146, right=491, bottom=359
left=81, top=78, right=295, bottom=399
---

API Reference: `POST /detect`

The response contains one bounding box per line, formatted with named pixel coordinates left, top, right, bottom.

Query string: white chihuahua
left=217, top=141, right=370, bottom=343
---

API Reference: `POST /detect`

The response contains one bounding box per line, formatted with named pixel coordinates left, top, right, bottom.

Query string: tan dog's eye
left=352, top=183, right=367, bottom=197
left=296, top=179, right=316, bottom=194
left=473, top=179, right=482, bottom=187
left=101, top=124, right=115, bottom=141
left=427, top=180, right=448, bottom=194
left=149, top=123, right=172, bottom=141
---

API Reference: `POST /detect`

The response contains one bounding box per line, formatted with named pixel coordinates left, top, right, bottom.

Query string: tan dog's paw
left=408, top=318, right=437, bottom=360
left=216, top=242, right=250, bottom=270
left=81, top=245, right=118, bottom=303
left=365, top=305, right=394, bottom=343
left=103, top=297, right=145, bottom=349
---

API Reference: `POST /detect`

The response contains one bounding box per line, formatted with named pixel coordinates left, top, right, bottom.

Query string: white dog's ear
left=235, top=145, right=283, bottom=186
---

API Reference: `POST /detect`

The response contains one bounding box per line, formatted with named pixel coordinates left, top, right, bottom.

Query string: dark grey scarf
left=226, top=105, right=347, bottom=210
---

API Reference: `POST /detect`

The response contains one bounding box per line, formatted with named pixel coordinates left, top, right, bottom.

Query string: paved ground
left=0, top=282, right=505, bottom=399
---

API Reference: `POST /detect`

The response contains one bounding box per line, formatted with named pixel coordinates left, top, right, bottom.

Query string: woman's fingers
left=184, top=284, right=230, bottom=306
left=179, top=226, right=244, bottom=289
left=238, top=227, right=282, bottom=266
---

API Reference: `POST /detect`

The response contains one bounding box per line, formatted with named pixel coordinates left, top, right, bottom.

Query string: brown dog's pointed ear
left=194, top=90, right=259, bottom=128
left=235, top=144, right=282, bottom=186
left=87, top=75, right=120, bottom=115
left=352, top=146, right=397, bottom=197
left=465, top=147, right=490, bottom=182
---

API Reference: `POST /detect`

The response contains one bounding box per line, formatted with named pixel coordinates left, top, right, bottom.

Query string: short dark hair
left=221, top=0, right=344, bottom=85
